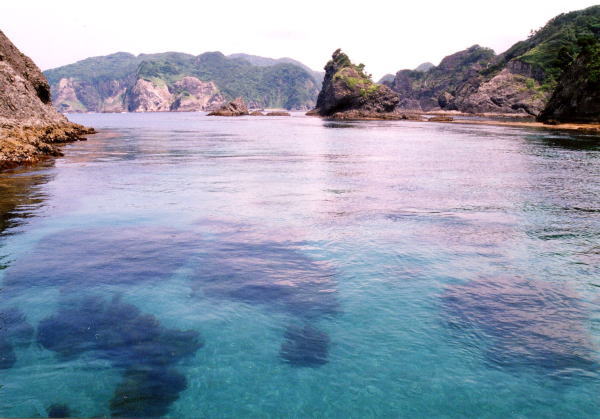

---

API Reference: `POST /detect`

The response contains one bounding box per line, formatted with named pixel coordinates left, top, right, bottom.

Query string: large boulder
left=207, top=97, right=249, bottom=116
left=310, top=49, right=399, bottom=118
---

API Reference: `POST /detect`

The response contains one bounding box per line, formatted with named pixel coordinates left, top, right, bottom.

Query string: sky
left=2, top=0, right=599, bottom=79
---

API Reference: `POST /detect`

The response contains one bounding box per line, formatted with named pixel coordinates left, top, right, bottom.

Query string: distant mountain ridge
left=44, top=51, right=322, bottom=112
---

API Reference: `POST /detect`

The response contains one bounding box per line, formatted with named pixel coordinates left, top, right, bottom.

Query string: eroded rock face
left=538, top=43, right=600, bottom=123
left=170, top=77, right=224, bottom=111
left=0, top=30, right=94, bottom=170
left=457, top=68, right=550, bottom=115
left=0, top=30, right=66, bottom=125
left=127, top=79, right=172, bottom=112
left=311, top=49, right=399, bottom=118
left=207, top=97, right=249, bottom=116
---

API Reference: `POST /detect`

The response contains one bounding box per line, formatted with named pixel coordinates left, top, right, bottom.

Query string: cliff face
left=0, top=30, right=93, bottom=170
left=45, top=51, right=321, bottom=112
left=312, top=49, right=399, bottom=118
left=538, top=40, right=600, bottom=123
left=0, top=31, right=65, bottom=125
left=387, top=6, right=600, bottom=116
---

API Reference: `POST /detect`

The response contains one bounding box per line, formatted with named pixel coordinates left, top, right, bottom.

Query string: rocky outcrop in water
left=538, top=40, right=600, bottom=123
left=0, top=30, right=94, bottom=170
left=207, top=97, right=249, bottom=116
left=310, top=49, right=399, bottom=119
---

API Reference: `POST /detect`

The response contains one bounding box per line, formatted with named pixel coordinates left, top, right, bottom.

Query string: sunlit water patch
left=0, top=112, right=598, bottom=418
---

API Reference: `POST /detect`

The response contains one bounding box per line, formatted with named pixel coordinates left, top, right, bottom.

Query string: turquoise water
left=0, top=112, right=598, bottom=418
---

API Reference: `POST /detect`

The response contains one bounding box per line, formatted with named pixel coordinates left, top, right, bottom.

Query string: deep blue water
left=0, top=112, right=598, bottom=418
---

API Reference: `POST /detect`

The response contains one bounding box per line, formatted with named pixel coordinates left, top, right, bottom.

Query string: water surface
left=0, top=112, right=598, bottom=417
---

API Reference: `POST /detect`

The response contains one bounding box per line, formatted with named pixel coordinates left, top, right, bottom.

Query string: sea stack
left=308, top=49, right=399, bottom=119
left=0, top=30, right=94, bottom=170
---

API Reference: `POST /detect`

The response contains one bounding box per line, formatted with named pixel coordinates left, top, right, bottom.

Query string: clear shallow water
left=0, top=112, right=599, bottom=418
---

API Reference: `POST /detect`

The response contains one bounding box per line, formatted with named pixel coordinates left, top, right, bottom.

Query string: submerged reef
left=191, top=239, right=338, bottom=367
left=280, top=324, right=330, bottom=367
left=37, top=295, right=202, bottom=417
left=442, top=276, right=598, bottom=373
left=2, top=226, right=198, bottom=294
left=0, top=307, right=34, bottom=369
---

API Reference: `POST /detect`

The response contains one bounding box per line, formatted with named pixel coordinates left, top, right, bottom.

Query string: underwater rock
left=2, top=226, right=198, bottom=293
left=38, top=295, right=202, bottom=416
left=0, top=338, right=16, bottom=369
left=442, top=276, right=597, bottom=373
left=110, top=367, right=187, bottom=418
left=37, top=296, right=202, bottom=365
left=47, top=403, right=71, bottom=418
left=280, top=324, right=330, bottom=367
left=0, top=307, right=34, bottom=369
left=193, top=241, right=338, bottom=319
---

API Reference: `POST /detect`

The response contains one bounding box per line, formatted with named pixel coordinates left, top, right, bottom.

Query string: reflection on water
left=0, top=164, right=54, bottom=236
left=0, top=113, right=598, bottom=418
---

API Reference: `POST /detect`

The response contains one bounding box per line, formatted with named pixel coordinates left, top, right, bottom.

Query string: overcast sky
left=2, top=0, right=598, bottom=79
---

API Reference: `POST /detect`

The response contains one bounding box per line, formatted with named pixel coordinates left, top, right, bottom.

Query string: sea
left=0, top=112, right=598, bottom=418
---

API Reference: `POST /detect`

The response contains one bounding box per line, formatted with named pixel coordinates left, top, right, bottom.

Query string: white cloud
left=1, top=0, right=598, bottom=79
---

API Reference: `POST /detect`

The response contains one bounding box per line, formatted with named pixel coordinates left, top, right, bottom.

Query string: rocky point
left=0, top=30, right=94, bottom=170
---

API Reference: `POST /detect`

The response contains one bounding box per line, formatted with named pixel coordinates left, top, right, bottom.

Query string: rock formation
left=538, top=39, right=600, bottom=123
left=207, top=97, right=249, bottom=116
left=386, top=6, right=600, bottom=117
left=310, top=49, right=399, bottom=119
left=0, top=30, right=94, bottom=170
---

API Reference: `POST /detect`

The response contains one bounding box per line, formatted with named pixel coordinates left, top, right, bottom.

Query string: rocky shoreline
left=0, top=30, right=95, bottom=171
left=0, top=123, right=96, bottom=171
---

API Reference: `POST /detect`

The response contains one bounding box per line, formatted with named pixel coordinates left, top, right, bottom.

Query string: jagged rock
left=457, top=68, right=549, bottom=115
left=0, top=30, right=94, bottom=170
left=538, top=41, right=600, bottom=123
left=390, top=45, right=495, bottom=112
left=207, top=97, right=249, bottom=116
left=266, top=111, right=290, bottom=116
left=310, top=49, right=399, bottom=119
left=127, top=79, right=172, bottom=112
left=250, top=111, right=264, bottom=116
left=169, top=77, right=224, bottom=111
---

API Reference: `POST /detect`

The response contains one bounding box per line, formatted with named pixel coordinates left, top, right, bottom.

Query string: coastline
left=0, top=122, right=96, bottom=171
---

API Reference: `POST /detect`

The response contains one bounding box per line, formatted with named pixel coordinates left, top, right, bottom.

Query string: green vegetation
left=499, top=5, right=600, bottom=84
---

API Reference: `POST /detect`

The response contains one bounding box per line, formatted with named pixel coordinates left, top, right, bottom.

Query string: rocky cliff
left=45, top=51, right=320, bottom=112
left=386, top=6, right=600, bottom=116
left=0, top=30, right=93, bottom=170
left=310, top=49, right=399, bottom=119
left=538, top=38, right=600, bottom=123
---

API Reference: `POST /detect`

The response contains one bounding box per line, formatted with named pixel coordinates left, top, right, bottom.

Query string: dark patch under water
left=47, top=403, right=71, bottom=418
left=191, top=239, right=338, bottom=366
left=280, top=324, right=330, bottom=367
left=2, top=226, right=199, bottom=293
left=193, top=241, right=338, bottom=319
left=37, top=295, right=202, bottom=417
left=0, top=308, right=34, bottom=369
left=442, top=276, right=597, bottom=374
